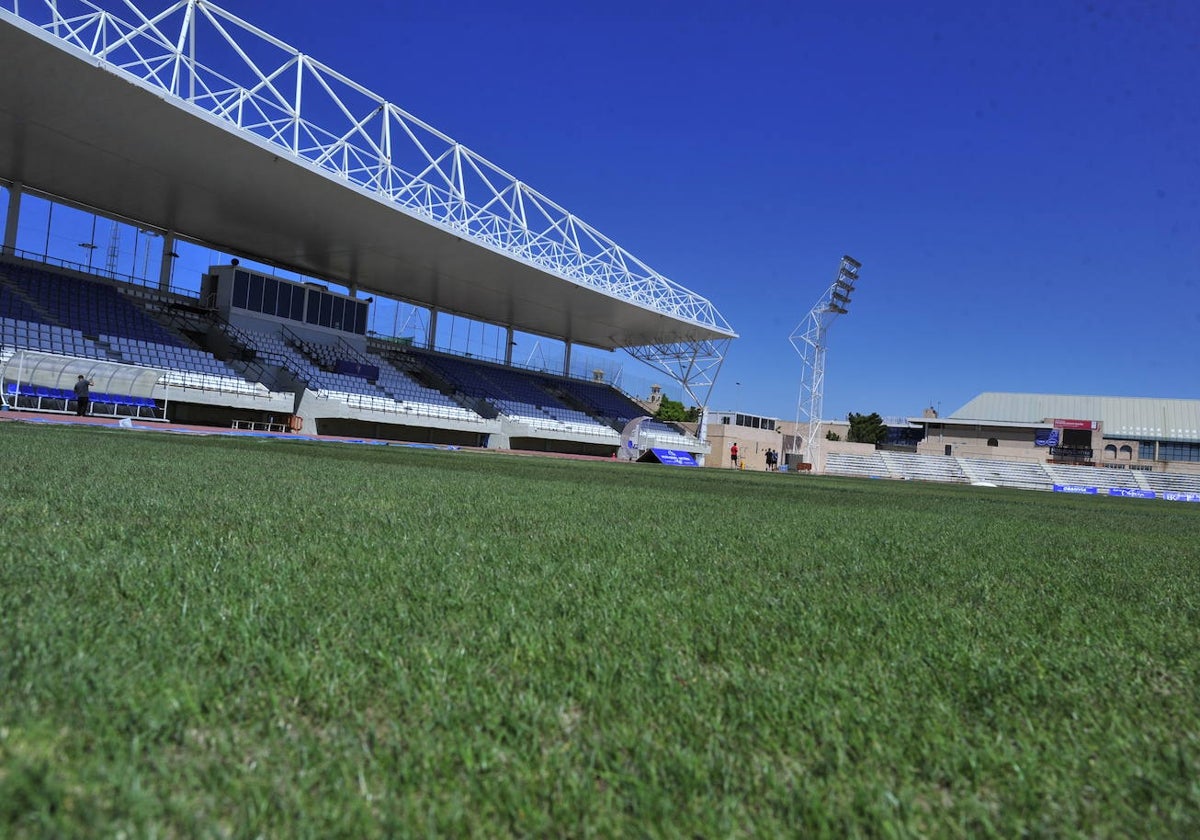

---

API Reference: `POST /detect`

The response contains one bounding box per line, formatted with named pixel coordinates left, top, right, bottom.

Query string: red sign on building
left=1053, top=418, right=1096, bottom=431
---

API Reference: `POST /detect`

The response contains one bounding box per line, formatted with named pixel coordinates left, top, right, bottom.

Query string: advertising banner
left=1053, top=484, right=1098, bottom=494
left=645, top=448, right=699, bottom=467
left=1053, top=418, right=1096, bottom=430
left=1034, top=429, right=1060, bottom=447
left=1107, top=488, right=1156, bottom=499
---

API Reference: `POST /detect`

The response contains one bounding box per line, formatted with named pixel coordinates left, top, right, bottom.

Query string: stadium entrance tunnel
left=314, top=417, right=486, bottom=447
left=167, top=401, right=292, bottom=430
left=508, top=437, right=619, bottom=458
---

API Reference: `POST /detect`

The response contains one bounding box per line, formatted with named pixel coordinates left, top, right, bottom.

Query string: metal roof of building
left=949, top=393, right=1200, bottom=442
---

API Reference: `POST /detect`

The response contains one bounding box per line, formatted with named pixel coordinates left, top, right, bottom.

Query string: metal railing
left=1050, top=446, right=1095, bottom=462
left=0, top=246, right=194, bottom=299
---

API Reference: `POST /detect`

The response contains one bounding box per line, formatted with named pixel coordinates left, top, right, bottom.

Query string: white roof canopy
left=0, top=2, right=736, bottom=357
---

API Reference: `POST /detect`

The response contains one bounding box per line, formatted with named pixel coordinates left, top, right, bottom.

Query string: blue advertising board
left=646, top=448, right=698, bottom=467
left=1053, top=484, right=1098, bottom=494
left=1107, top=488, right=1156, bottom=499
left=1164, top=491, right=1200, bottom=503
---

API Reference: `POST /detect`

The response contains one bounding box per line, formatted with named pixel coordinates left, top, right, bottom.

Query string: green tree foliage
left=825, top=429, right=841, bottom=441
left=847, top=412, right=888, bottom=445
left=655, top=396, right=700, bottom=423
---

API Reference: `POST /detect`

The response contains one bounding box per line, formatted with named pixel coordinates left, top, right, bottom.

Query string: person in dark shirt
left=73, top=375, right=93, bottom=417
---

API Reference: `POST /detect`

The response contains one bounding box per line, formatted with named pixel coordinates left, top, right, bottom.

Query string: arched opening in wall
left=1104, top=444, right=1117, bottom=460
left=1119, top=445, right=1133, bottom=461
left=987, top=438, right=998, bottom=447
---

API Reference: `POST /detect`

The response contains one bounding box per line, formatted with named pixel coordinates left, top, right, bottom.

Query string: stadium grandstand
left=818, top=392, right=1200, bottom=496
left=0, top=0, right=735, bottom=459
left=695, top=395, right=1200, bottom=493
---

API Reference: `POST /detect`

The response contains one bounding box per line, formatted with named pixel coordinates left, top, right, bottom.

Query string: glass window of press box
left=720, top=413, right=777, bottom=431
left=230, top=270, right=368, bottom=335
left=1158, top=441, right=1200, bottom=462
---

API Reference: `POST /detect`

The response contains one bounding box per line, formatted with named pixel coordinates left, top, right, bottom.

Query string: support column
left=158, top=232, right=177, bottom=291
left=427, top=310, right=438, bottom=350
left=3, top=182, right=21, bottom=255
left=563, top=341, right=572, bottom=376
left=504, top=326, right=514, bottom=365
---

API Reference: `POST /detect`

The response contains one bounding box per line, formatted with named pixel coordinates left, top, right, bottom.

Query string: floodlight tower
left=790, top=255, right=862, bottom=469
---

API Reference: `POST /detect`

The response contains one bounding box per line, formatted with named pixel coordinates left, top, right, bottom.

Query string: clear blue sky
left=250, top=0, right=1197, bottom=421
left=19, top=0, right=1200, bottom=421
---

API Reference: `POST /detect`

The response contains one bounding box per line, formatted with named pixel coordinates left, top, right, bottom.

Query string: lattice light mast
left=790, top=255, right=862, bottom=468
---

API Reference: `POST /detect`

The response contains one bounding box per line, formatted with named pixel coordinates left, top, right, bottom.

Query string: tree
left=847, top=412, right=888, bottom=445
left=655, top=396, right=700, bottom=423
left=825, top=429, right=841, bottom=441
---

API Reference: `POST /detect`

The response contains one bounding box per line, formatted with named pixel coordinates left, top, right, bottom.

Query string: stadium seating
left=959, top=458, right=1054, bottom=491
left=821, top=448, right=1200, bottom=497
left=1044, top=463, right=1144, bottom=491
left=1141, top=471, right=1200, bottom=495
left=880, top=451, right=969, bottom=483
left=636, top=419, right=695, bottom=449
left=3, top=264, right=181, bottom=345
left=554, top=376, right=652, bottom=426
left=409, top=349, right=615, bottom=433
left=825, top=451, right=890, bottom=478
left=0, top=260, right=691, bottom=451
left=229, top=329, right=485, bottom=422
left=0, top=262, right=266, bottom=401
left=0, top=317, right=109, bottom=359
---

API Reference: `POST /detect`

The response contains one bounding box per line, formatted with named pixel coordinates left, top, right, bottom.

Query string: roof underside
left=950, top=393, right=1200, bottom=441
left=0, top=11, right=734, bottom=352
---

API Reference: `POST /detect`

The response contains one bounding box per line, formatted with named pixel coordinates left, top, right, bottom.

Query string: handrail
left=0, top=246, right=194, bottom=299
left=232, top=321, right=319, bottom=391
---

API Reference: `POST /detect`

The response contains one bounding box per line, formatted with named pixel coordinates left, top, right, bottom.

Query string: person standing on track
left=73, top=375, right=93, bottom=417
left=730, top=442, right=739, bottom=469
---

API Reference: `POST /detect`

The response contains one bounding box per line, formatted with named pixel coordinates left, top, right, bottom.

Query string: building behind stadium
left=703, top=393, right=1200, bottom=477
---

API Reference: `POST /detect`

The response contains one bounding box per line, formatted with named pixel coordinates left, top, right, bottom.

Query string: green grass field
left=1, top=421, right=1198, bottom=837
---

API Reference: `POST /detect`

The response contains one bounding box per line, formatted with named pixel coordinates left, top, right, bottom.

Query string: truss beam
left=0, top=0, right=734, bottom=340
left=625, top=338, right=729, bottom=421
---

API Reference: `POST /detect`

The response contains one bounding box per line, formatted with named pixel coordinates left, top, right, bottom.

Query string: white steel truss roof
left=0, top=0, right=736, bottom=363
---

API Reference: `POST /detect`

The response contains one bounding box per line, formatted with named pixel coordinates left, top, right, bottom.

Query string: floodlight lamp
left=842, top=255, right=862, bottom=270
left=832, top=290, right=851, bottom=305
left=835, top=279, right=855, bottom=293
left=829, top=303, right=848, bottom=315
